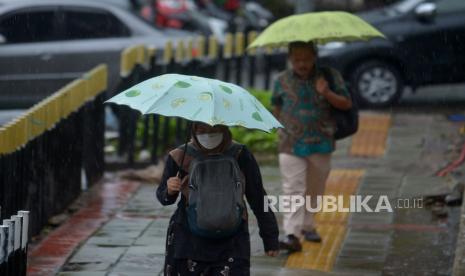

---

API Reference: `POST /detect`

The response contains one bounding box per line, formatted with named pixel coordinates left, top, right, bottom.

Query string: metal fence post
left=264, top=46, right=274, bottom=90
left=11, top=215, right=21, bottom=275
left=0, top=225, right=7, bottom=276
left=18, top=211, right=29, bottom=276
left=2, top=219, right=13, bottom=276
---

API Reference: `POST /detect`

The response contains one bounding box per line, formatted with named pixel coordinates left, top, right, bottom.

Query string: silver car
left=0, top=0, right=194, bottom=108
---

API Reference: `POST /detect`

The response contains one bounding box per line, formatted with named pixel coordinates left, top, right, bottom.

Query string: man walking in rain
left=272, top=41, right=352, bottom=252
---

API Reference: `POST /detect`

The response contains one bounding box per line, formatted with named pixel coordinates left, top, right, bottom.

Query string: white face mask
left=196, top=133, right=223, bottom=149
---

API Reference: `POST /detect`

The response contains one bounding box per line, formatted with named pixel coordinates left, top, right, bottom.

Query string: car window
left=436, top=0, right=465, bottom=13
left=63, top=9, right=131, bottom=40
left=0, top=10, right=58, bottom=43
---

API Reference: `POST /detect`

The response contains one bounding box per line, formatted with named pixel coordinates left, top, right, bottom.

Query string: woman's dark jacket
left=156, top=145, right=279, bottom=261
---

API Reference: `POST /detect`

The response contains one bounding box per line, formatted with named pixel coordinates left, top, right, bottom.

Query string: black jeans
left=165, top=258, right=250, bottom=276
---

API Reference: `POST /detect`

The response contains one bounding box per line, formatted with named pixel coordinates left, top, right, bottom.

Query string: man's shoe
left=302, top=230, right=322, bottom=242
left=279, top=234, right=302, bottom=252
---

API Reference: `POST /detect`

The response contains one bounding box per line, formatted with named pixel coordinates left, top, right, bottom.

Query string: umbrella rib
left=209, top=80, right=216, bottom=126
left=143, top=77, right=179, bottom=115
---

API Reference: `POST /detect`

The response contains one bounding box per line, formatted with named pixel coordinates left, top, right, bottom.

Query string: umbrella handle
left=178, top=121, right=192, bottom=177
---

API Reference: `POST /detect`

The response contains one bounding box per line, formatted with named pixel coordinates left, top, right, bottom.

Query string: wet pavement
left=26, top=109, right=465, bottom=275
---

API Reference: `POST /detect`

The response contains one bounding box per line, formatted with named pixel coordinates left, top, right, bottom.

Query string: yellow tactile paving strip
left=350, top=113, right=392, bottom=157
left=285, top=169, right=365, bottom=271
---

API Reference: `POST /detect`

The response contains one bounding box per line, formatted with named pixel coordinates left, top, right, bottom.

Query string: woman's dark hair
left=288, top=41, right=318, bottom=55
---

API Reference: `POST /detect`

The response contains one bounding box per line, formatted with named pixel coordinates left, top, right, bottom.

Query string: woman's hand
left=167, top=176, right=182, bottom=195
left=265, top=250, right=279, bottom=257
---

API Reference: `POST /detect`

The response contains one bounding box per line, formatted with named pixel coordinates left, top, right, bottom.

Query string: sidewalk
left=27, top=111, right=464, bottom=275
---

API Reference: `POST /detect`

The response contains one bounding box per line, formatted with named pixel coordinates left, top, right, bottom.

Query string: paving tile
left=99, top=218, right=152, bottom=231
left=86, top=236, right=135, bottom=247
left=133, top=237, right=166, bottom=252
left=68, top=246, right=127, bottom=264
left=58, top=272, right=107, bottom=276
left=111, top=252, right=164, bottom=273
left=61, top=262, right=112, bottom=272
left=334, top=257, right=385, bottom=271
left=109, top=272, right=163, bottom=276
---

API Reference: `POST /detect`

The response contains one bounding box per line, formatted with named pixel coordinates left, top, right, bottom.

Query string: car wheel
left=350, top=60, right=403, bottom=108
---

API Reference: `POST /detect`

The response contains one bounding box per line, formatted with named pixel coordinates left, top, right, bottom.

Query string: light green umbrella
left=248, top=11, right=385, bottom=49
left=105, top=74, right=283, bottom=132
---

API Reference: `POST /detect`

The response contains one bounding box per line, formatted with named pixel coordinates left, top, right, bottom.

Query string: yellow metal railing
left=120, top=44, right=152, bottom=77
left=0, top=65, right=108, bottom=155
left=0, top=31, right=271, bottom=155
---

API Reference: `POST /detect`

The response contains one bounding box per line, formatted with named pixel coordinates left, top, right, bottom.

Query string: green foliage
left=230, top=89, right=278, bottom=154
left=135, top=115, right=187, bottom=155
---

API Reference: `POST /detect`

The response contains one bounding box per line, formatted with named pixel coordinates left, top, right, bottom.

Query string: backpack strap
left=319, top=66, right=336, bottom=92
left=185, top=144, right=203, bottom=159
left=225, top=143, right=248, bottom=220
left=170, top=143, right=194, bottom=173
left=223, top=142, right=244, bottom=159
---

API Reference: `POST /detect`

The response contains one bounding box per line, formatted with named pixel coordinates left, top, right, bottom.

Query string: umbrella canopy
left=105, top=74, right=283, bottom=132
left=248, top=11, right=385, bottom=49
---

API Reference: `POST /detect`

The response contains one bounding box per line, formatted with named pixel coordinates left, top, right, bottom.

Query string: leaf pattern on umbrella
left=252, top=112, right=263, bottom=122
left=223, top=98, right=231, bottom=110
left=219, top=85, right=233, bottom=94
left=198, top=92, right=213, bottom=101
left=105, top=73, right=283, bottom=132
left=125, top=90, right=141, bottom=97
left=152, top=83, right=164, bottom=90
left=171, top=98, right=187, bottom=108
left=175, top=81, right=191, bottom=88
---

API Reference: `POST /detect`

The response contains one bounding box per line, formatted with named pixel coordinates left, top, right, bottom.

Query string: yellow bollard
left=175, top=40, right=185, bottom=64
left=247, top=31, right=258, bottom=56
left=0, top=127, right=5, bottom=155
left=234, top=32, right=245, bottom=57
left=208, top=35, right=218, bottom=60
left=265, top=45, right=274, bottom=55
left=148, top=46, right=157, bottom=61
left=120, top=45, right=138, bottom=77
left=196, top=36, right=206, bottom=59
left=186, top=38, right=194, bottom=62
left=2, top=122, right=13, bottom=154
left=164, top=40, right=173, bottom=64
left=223, top=33, right=233, bottom=59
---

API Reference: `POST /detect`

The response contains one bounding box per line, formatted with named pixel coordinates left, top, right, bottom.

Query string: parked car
left=318, top=0, right=465, bottom=107
left=140, top=0, right=228, bottom=43
left=0, top=0, right=194, bottom=108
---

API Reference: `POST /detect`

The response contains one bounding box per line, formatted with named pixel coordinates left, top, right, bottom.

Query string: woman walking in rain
left=156, top=122, right=279, bottom=275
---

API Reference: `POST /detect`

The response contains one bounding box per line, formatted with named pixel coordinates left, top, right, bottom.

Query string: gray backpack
left=184, top=143, right=245, bottom=239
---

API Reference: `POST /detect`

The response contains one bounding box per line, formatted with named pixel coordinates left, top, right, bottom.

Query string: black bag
left=184, top=143, right=245, bottom=239
left=320, top=67, right=359, bottom=140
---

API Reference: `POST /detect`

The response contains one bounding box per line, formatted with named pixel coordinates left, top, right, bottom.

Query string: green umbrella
left=105, top=74, right=283, bottom=132
left=247, top=11, right=385, bottom=49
